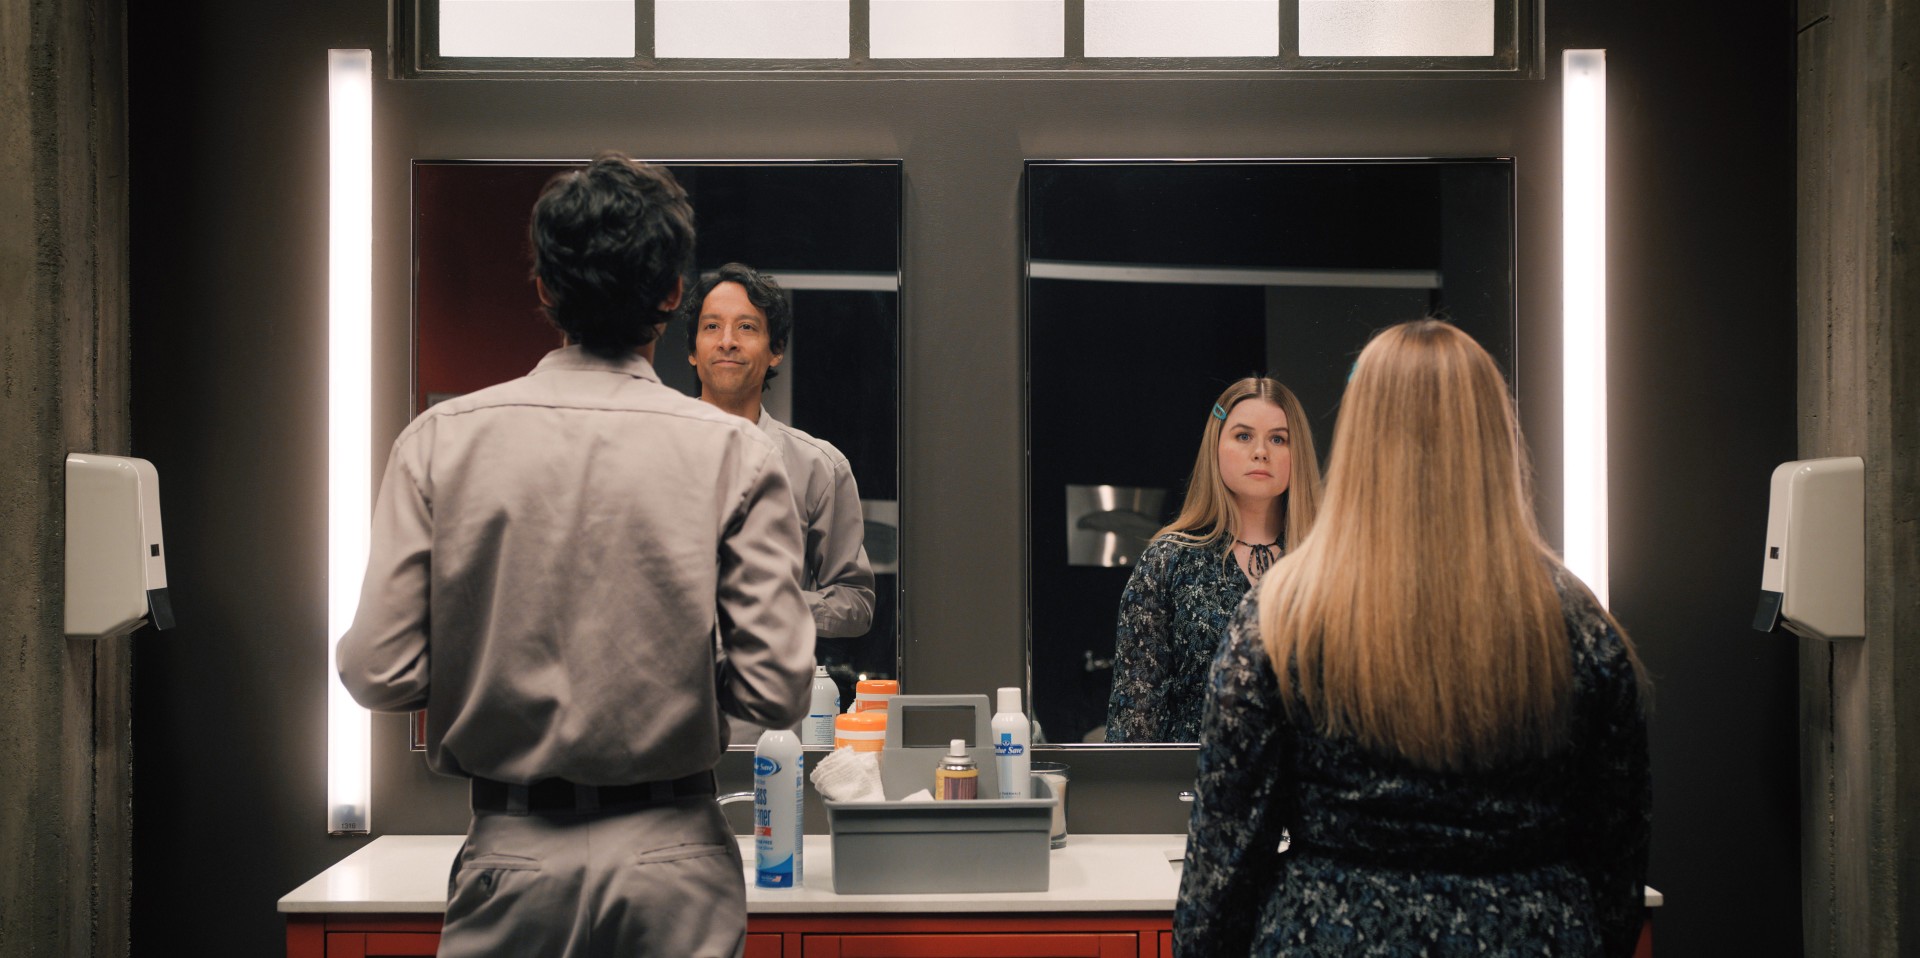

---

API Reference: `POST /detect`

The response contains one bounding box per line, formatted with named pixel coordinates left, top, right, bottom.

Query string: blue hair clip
left=1211, top=403, right=1228, bottom=421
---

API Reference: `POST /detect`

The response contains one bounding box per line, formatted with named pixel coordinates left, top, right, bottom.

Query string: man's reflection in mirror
left=685, top=263, right=878, bottom=646
left=1104, top=378, right=1324, bottom=743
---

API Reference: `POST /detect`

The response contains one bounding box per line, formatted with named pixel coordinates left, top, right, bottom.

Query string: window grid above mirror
left=402, top=0, right=1532, bottom=76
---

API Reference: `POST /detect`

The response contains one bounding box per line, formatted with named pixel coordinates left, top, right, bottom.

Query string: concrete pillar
left=0, top=0, right=132, bottom=954
left=1796, top=0, right=1920, bottom=954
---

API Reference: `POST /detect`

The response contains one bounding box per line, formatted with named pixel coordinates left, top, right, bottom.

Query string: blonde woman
left=1105, top=378, right=1323, bottom=743
left=1175, top=321, right=1651, bottom=957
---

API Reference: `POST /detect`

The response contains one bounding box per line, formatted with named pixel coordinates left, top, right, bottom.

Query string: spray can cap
left=948, top=738, right=969, bottom=758
left=815, top=664, right=830, bottom=676
left=997, top=687, right=1022, bottom=714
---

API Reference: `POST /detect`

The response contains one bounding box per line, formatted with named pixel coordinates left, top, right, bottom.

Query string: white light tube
left=327, top=48, right=373, bottom=835
left=1563, top=49, right=1608, bottom=608
left=1028, top=260, right=1441, bottom=290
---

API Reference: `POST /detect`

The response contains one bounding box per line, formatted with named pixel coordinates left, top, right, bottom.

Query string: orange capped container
left=851, top=679, right=900, bottom=714
left=833, top=711, right=888, bottom=752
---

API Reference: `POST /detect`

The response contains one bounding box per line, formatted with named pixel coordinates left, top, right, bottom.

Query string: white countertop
left=280, top=833, right=1185, bottom=915
left=279, top=834, right=1662, bottom=914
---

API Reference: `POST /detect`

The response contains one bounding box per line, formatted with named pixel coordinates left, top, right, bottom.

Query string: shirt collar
left=530, top=345, right=661, bottom=383
left=755, top=406, right=788, bottom=434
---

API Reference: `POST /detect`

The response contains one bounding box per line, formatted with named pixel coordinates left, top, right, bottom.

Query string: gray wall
left=128, top=0, right=1801, bottom=955
left=1795, top=0, right=1920, bottom=953
left=3, top=0, right=134, bottom=955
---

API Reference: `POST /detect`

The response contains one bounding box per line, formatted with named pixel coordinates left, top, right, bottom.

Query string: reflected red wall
left=413, top=163, right=571, bottom=414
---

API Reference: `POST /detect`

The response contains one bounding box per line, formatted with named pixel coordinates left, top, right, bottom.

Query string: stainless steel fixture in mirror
left=413, top=160, right=902, bottom=744
left=1025, top=159, right=1515, bottom=745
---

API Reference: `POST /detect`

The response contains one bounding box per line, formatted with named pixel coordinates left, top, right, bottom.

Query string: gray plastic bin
left=822, top=694, right=1056, bottom=894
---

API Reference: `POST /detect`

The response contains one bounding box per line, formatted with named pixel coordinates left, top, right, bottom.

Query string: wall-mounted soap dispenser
left=65, top=453, right=174, bottom=638
left=1754, top=456, right=1863, bottom=641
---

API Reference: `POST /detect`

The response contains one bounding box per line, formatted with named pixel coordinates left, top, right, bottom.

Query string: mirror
left=413, top=160, right=903, bottom=734
left=1025, top=159, right=1515, bottom=745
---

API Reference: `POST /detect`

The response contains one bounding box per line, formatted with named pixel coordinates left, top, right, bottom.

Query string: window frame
left=398, top=0, right=1539, bottom=79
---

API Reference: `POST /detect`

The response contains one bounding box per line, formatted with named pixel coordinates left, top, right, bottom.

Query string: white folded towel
left=809, top=747, right=886, bottom=802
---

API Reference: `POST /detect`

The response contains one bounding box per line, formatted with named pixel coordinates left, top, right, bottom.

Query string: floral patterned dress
left=1175, top=567, right=1651, bottom=957
left=1106, top=539, right=1255, bottom=743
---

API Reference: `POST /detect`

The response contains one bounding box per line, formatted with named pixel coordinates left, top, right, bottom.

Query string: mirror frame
left=1020, top=156, right=1521, bottom=751
left=407, top=158, right=908, bottom=749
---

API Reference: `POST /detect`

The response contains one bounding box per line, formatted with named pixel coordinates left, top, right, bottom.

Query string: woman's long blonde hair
left=1258, top=320, right=1585, bottom=771
left=1157, top=378, right=1323, bottom=556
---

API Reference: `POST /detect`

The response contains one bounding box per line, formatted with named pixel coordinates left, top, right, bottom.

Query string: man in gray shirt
left=337, top=155, right=815, bottom=958
left=684, top=262, right=877, bottom=640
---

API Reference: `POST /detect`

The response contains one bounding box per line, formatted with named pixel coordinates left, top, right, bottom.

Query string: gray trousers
left=440, top=797, right=746, bottom=958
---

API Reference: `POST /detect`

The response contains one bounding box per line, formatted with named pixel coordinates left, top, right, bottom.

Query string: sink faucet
left=718, top=791, right=754, bottom=807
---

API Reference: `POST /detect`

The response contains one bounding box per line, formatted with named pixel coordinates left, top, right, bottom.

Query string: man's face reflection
left=689, top=281, right=784, bottom=401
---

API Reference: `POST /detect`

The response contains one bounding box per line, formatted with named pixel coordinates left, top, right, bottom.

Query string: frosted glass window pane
left=440, top=0, right=636, bottom=58
left=656, top=0, right=851, bottom=58
left=1085, top=0, right=1277, bottom=57
left=1299, top=0, right=1494, bottom=57
left=871, top=0, right=1064, bottom=59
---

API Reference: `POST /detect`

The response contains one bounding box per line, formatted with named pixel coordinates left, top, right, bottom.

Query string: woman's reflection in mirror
left=1104, top=378, right=1323, bottom=743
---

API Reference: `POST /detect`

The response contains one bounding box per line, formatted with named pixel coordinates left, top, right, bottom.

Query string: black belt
left=471, top=771, right=717, bottom=815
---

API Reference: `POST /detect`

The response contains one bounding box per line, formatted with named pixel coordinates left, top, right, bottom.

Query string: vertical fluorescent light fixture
left=1563, top=49, right=1608, bottom=607
left=327, top=48, right=373, bottom=834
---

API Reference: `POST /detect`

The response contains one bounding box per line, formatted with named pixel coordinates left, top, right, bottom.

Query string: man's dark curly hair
left=680, top=262, right=794, bottom=388
left=529, top=153, right=695, bottom=359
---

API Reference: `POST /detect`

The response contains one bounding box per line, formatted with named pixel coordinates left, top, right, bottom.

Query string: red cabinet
left=288, top=914, right=1173, bottom=958
left=286, top=916, right=443, bottom=958
left=801, top=934, right=1136, bottom=956
left=773, top=916, right=1170, bottom=957
left=290, top=912, right=1651, bottom=957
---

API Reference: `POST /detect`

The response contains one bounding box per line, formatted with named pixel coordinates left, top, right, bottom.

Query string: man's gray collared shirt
left=338, top=346, right=817, bottom=785
left=756, top=409, right=877, bottom=639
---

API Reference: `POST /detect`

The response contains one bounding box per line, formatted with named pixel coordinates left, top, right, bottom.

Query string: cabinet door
left=365, top=932, right=441, bottom=956
left=746, top=933, right=785, bottom=958
left=323, top=932, right=441, bottom=957
left=803, top=933, right=1136, bottom=957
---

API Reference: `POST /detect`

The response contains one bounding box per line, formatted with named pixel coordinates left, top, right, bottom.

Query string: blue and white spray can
left=753, top=727, right=804, bottom=888
left=992, top=687, right=1031, bottom=799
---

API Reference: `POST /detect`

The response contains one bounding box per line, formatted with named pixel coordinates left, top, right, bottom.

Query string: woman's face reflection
left=1218, top=399, right=1292, bottom=504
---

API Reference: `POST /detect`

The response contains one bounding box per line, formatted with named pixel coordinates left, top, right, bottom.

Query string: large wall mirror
left=1025, top=159, right=1516, bottom=745
left=413, top=160, right=903, bottom=738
